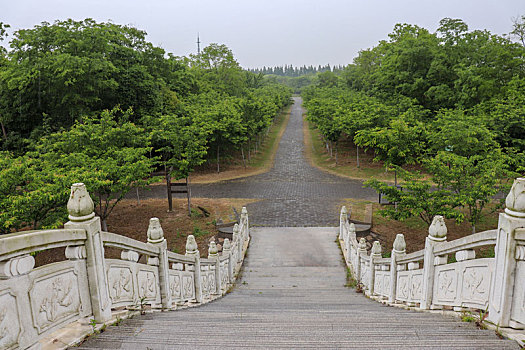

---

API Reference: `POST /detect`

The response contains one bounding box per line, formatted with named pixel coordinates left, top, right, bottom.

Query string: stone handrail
left=339, top=177, right=525, bottom=330
left=0, top=183, right=250, bottom=350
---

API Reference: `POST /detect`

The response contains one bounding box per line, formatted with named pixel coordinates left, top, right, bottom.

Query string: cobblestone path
left=137, top=97, right=376, bottom=226
left=77, top=227, right=518, bottom=349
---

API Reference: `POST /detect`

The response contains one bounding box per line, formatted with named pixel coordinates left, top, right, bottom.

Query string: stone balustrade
left=339, top=177, right=525, bottom=330
left=0, top=183, right=250, bottom=350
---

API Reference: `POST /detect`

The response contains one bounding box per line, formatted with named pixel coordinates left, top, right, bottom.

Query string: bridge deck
left=76, top=227, right=518, bottom=349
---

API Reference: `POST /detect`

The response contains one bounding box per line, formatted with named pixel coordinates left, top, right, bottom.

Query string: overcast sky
left=2, top=0, right=525, bottom=68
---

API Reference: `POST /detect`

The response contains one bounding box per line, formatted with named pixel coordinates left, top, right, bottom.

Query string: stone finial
left=393, top=234, right=406, bottom=254
left=185, top=235, right=198, bottom=256
left=371, top=241, right=382, bottom=257
left=505, top=178, right=525, bottom=218
left=208, top=241, right=218, bottom=258
left=358, top=237, right=367, bottom=251
left=233, top=223, right=240, bottom=241
left=222, top=238, right=231, bottom=253
left=241, top=207, right=248, bottom=216
left=428, top=215, right=447, bottom=242
left=349, top=222, right=356, bottom=234
left=341, top=206, right=347, bottom=216
left=147, top=218, right=164, bottom=244
left=67, top=183, right=95, bottom=221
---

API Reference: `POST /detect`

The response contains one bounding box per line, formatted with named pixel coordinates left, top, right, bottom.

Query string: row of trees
left=250, top=64, right=344, bottom=77
left=303, top=17, right=525, bottom=233
left=0, top=19, right=291, bottom=233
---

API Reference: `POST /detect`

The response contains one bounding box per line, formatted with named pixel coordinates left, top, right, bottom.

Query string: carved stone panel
left=137, top=269, right=157, bottom=301
left=182, top=273, right=194, bottom=301
left=208, top=271, right=216, bottom=294
left=29, top=268, right=81, bottom=334
left=434, top=259, right=493, bottom=308
left=374, top=271, right=389, bottom=297
left=107, top=266, right=134, bottom=306
left=397, top=270, right=423, bottom=302
left=435, top=268, right=458, bottom=303
left=0, top=290, right=21, bottom=349
left=168, top=272, right=182, bottom=301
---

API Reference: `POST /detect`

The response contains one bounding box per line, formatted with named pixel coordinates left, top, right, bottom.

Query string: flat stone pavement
left=134, top=97, right=377, bottom=226
left=77, top=227, right=518, bottom=349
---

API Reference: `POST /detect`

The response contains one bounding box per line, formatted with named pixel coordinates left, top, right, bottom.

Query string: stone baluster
left=208, top=241, right=221, bottom=295
left=146, top=218, right=172, bottom=310
left=233, top=223, right=242, bottom=264
left=420, top=215, right=447, bottom=309
left=368, top=241, right=382, bottom=295
left=185, top=235, right=202, bottom=303
left=347, top=223, right=356, bottom=261
left=241, top=207, right=249, bottom=240
left=64, top=183, right=111, bottom=322
left=222, top=238, right=234, bottom=283
left=488, top=178, right=525, bottom=328
left=339, top=206, right=348, bottom=240
left=389, top=234, right=406, bottom=303
left=356, top=238, right=367, bottom=284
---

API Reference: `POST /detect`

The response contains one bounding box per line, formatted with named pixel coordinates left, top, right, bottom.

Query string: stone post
left=147, top=218, right=172, bottom=310
left=420, top=216, right=447, bottom=309
left=233, top=223, right=242, bottom=264
left=369, top=241, right=382, bottom=295
left=347, top=223, right=356, bottom=265
left=185, top=235, right=202, bottom=303
left=222, top=238, right=234, bottom=283
left=339, top=206, right=348, bottom=240
left=356, top=238, right=367, bottom=283
left=389, top=234, right=406, bottom=303
left=64, top=183, right=111, bottom=322
left=208, top=241, right=221, bottom=295
left=488, top=178, right=525, bottom=328
left=241, top=207, right=249, bottom=240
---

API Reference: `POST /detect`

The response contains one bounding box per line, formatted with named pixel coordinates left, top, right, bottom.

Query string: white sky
left=2, top=0, right=525, bottom=68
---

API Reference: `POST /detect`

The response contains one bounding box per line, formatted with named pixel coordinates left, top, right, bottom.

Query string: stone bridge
left=1, top=98, right=524, bottom=349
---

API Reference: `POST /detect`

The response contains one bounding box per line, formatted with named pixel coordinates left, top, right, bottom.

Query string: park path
left=77, top=227, right=517, bottom=349
left=135, top=97, right=376, bottom=226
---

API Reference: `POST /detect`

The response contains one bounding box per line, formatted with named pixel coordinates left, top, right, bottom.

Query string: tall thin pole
left=197, top=33, right=201, bottom=54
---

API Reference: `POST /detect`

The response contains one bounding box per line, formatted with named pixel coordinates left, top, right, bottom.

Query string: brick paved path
left=77, top=227, right=518, bottom=349
left=136, top=97, right=376, bottom=226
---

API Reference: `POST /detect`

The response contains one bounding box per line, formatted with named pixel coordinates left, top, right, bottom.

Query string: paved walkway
left=77, top=227, right=517, bottom=349
left=135, top=97, right=376, bottom=226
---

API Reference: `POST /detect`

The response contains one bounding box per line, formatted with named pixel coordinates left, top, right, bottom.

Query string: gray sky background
left=2, top=0, right=525, bottom=68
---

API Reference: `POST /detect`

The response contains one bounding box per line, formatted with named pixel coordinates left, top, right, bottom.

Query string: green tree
left=35, top=108, right=157, bottom=230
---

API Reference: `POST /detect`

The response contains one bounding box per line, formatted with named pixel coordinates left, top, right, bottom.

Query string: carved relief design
left=410, top=274, right=422, bottom=300
left=208, top=272, right=216, bottom=293
left=138, top=270, right=157, bottom=300
left=516, top=246, right=525, bottom=261
left=221, top=265, right=228, bottom=289
left=108, top=267, right=133, bottom=303
left=462, top=267, right=488, bottom=302
left=437, top=269, right=457, bottom=301
left=398, top=275, right=409, bottom=299
left=182, top=275, right=194, bottom=300
left=201, top=274, right=209, bottom=295
left=169, top=274, right=181, bottom=300
left=30, top=269, right=81, bottom=333
left=0, top=292, right=20, bottom=349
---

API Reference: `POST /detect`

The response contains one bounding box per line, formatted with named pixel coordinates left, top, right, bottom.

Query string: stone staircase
left=77, top=227, right=518, bottom=349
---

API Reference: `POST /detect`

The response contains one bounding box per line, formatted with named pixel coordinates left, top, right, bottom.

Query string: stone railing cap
left=67, top=183, right=95, bottom=222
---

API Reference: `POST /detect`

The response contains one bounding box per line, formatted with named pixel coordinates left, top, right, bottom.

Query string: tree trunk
left=0, top=121, right=7, bottom=141
left=248, top=140, right=251, bottom=161
left=166, top=169, right=173, bottom=212
left=186, top=176, right=192, bottom=217
left=394, top=169, right=397, bottom=187
left=241, top=146, right=246, bottom=168
left=356, top=145, right=360, bottom=168
left=101, top=219, right=108, bottom=232
left=136, top=187, right=140, bottom=205
left=472, top=225, right=476, bottom=234
left=217, top=144, right=220, bottom=173
left=329, top=141, right=333, bottom=158
left=335, top=143, right=338, bottom=165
